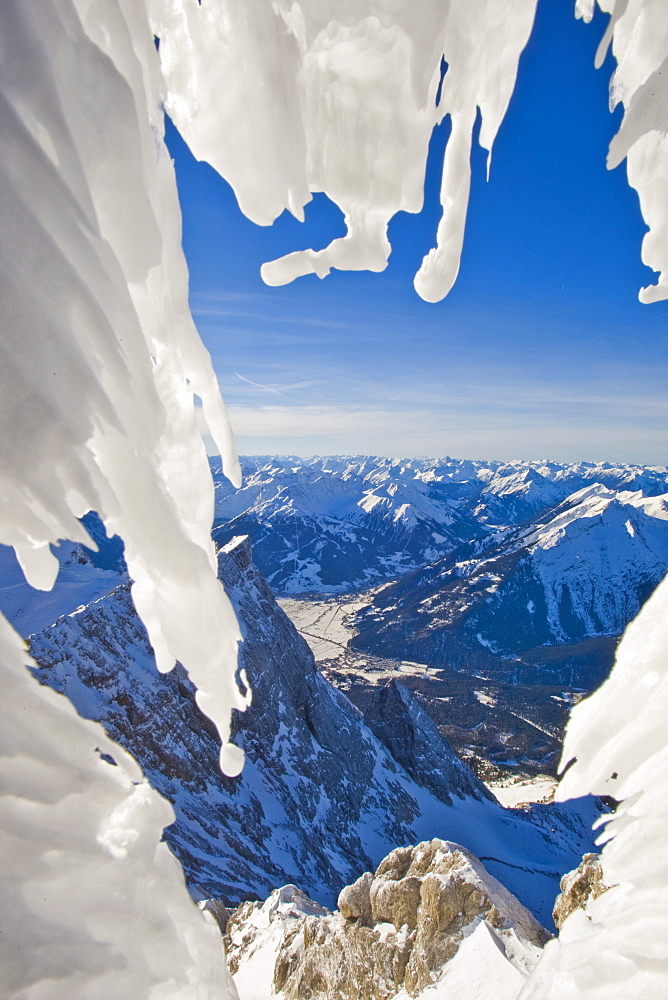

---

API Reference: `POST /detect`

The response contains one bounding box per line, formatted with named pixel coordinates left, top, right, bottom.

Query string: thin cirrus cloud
left=221, top=358, right=666, bottom=418
left=191, top=291, right=358, bottom=331
left=210, top=350, right=666, bottom=463
left=233, top=372, right=329, bottom=395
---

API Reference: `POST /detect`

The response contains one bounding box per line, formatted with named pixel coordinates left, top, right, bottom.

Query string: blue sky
left=168, top=1, right=667, bottom=464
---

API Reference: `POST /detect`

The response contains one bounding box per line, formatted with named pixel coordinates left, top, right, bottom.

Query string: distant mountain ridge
left=352, top=484, right=668, bottom=688
left=211, top=456, right=668, bottom=692
left=211, top=456, right=668, bottom=594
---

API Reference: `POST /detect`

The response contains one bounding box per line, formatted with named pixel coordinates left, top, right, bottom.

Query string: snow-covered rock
left=473, top=467, right=570, bottom=526
left=552, top=853, right=608, bottom=931
left=226, top=840, right=549, bottom=1000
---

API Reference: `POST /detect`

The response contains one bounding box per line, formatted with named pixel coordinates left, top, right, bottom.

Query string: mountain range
left=5, top=453, right=665, bottom=791
left=211, top=456, right=668, bottom=595
left=209, top=456, right=668, bottom=772
left=352, top=484, right=668, bottom=689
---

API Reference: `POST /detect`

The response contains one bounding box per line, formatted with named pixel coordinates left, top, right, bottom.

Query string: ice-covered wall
left=1, top=1, right=244, bottom=996
left=1, top=0, right=248, bottom=774
left=0, top=616, right=233, bottom=999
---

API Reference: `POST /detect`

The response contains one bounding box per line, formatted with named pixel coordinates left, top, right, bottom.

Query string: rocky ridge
left=362, top=678, right=494, bottom=804
left=226, top=839, right=550, bottom=1000
left=552, top=853, right=609, bottom=931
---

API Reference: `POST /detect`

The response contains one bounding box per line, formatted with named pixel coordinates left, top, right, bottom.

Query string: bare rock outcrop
left=552, top=853, right=609, bottom=930
left=227, top=839, right=550, bottom=1000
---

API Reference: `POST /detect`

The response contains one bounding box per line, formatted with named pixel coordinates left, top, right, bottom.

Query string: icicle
left=154, top=0, right=537, bottom=303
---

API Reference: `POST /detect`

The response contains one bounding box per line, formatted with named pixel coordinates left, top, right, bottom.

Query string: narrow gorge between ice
left=1, top=2, right=667, bottom=999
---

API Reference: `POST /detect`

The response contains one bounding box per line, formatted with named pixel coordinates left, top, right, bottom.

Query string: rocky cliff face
left=226, top=839, right=550, bottom=1000
left=26, top=535, right=598, bottom=925
left=362, top=679, right=494, bottom=804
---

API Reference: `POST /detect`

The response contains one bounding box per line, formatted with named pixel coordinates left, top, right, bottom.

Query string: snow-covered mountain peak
left=238, top=885, right=329, bottom=935
left=487, top=466, right=553, bottom=492
left=353, top=480, right=668, bottom=688
left=628, top=492, right=668, bottom=519
left=213, top=457, right=490, bottom=593
left=516, top=486, right=668, bottom=561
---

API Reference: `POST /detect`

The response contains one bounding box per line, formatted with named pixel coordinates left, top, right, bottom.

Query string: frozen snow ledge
left=0, top=617, right=232, bottom=999
left=519, top=575, right=668, bottom=998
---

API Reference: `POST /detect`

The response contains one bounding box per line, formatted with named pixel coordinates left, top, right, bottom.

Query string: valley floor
left=278, top=593, right=585, bottom=780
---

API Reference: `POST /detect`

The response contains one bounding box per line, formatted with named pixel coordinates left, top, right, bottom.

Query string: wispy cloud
left=233, top=372, right=329, bottom=396
left=191, top=291, right=358, bottom=331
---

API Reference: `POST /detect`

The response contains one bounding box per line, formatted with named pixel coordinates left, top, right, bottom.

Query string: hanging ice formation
left=1, top=0, right=666, bottom=998
left=154, top=0, right=668, bottom=305
left=1, top=2, right=245, bottom=997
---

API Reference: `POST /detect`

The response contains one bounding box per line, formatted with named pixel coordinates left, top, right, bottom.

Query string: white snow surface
left=0, top=614, right=232, bottom=1000
left=519, top=574, right=668, bottom=999
left=0, top=542, right=123, bottom=637
left=489, top=775, right=558, bottom=809
left=399, top=921, right=527, bottom=1000
left=1, top=0, right=246, bottom=768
